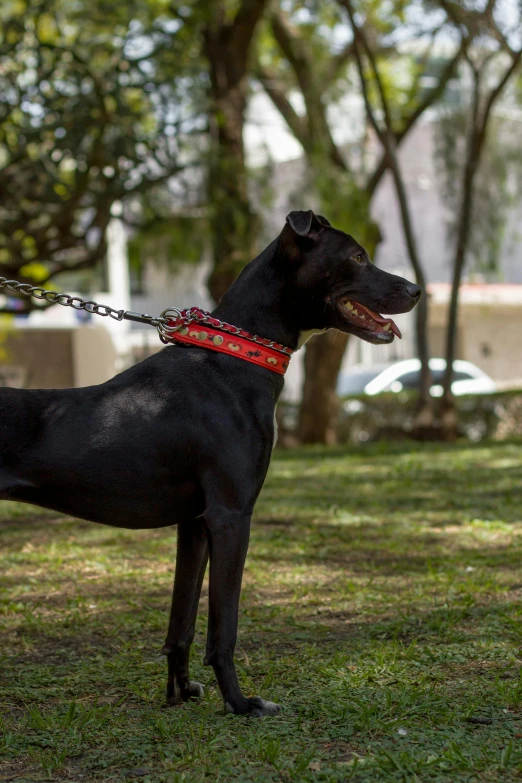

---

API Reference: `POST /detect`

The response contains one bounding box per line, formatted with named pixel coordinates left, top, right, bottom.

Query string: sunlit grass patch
left=1, top=440, right=522, bottom=781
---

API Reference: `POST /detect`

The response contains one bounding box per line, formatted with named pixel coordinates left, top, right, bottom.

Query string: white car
left=337, top=358, right=497, bottom=398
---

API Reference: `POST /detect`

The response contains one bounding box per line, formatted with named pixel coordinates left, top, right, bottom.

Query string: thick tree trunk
left=205, top=82, right=260, bottom=302
left=298, top=330, right=349, bottom=445
left=203, top=2, right=266, bottom=303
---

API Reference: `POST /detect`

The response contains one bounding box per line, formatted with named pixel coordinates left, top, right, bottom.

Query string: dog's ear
left=285, top=210, right=326, bottom=237
left=282, top=210, right=328, bottom=261
left=316, top=215, right=331, bottom=227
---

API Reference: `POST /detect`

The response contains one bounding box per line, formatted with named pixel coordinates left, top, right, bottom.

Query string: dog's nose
left=405, top=283, right=422, bottom=301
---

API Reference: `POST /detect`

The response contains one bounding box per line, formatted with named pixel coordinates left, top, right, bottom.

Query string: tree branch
left=340, top=2, right=395, bottom=128
left=366, top=36, right=467, bottom=196
left=270, top=11, right=313, bottom=103
left=324, top=40, right=354, bottom=84
left=341, top=2, right=387, bottom=143
left=254, top=62, right=310, bottom=149
left=270, top=10, right=349, bottom=171
left=441, top=42, right=521, bottom=410
left=344, top=0, right=432, bottom=406
left=230, top=0, right=269, bottom=67
left=479, top=48, right=522, bottom=137
left=439, top=0, right=495, bottom=36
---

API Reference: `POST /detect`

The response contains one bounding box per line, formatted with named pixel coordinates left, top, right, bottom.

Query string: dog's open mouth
left=341, top=299, right=402, bottom=339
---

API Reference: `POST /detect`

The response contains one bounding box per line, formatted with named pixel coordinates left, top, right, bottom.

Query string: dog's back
left=0, top=346, right=277, bottom=527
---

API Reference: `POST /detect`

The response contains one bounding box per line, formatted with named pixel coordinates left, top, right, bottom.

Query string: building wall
left=72, top=327, right=119, bottom=388
left=2, top=329, right=75, bottom=388
left=0, top=326, right=118, bottom=389
left=429, top=300, right=522, bottom=383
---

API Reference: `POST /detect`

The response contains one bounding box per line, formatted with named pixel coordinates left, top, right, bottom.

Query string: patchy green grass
left=2, top=440, right=522, bottom=782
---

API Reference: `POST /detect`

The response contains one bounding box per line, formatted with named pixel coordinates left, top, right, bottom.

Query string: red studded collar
left=161, top=308, right=293, bottom=376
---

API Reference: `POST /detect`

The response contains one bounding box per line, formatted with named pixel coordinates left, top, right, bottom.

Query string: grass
left=1, top=440, right=522, bottom=782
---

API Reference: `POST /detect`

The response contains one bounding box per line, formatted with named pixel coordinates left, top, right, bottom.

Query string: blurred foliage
left=256, top=0, right=466, bottom=240
left=1, top=0, right=520, bottom=326
left=336, top=390, right=501, bottom=443
left=435, top=108, right=522, bottom=280
left=256, top=0, right=469, bottom=442
left=0, top=0, right=206, bottom=311
left=279, top=387, right=522, bottom=445
left=128, top=214, right=207, bottom=276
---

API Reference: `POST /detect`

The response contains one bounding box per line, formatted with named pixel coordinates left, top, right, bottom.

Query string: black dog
left=0, top=211, right=420, bottom=716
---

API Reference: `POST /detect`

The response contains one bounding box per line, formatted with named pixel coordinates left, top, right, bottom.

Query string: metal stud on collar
left=160, top=307, right=293, bottom=355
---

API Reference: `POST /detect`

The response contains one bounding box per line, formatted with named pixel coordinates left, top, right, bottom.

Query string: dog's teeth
left=383, top=323, right=391, bottom=331
left=360, top=315, right=366, bottom=320
left=353, top=309, right=359, bottom=316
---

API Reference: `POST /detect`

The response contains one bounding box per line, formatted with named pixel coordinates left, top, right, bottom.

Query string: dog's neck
left=211, top=239, right=306, bottom=351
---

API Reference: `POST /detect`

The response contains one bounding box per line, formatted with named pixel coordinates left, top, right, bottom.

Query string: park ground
left=1, top=440, right=522, bottom=782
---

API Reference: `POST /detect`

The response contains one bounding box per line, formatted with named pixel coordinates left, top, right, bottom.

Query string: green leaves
left=0, top=0, right=205, bottom=311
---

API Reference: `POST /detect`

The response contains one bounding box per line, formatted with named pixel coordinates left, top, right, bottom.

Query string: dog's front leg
left=162, top=517, right=208, bottom=705
left=204, top=509, right=280, bottom=717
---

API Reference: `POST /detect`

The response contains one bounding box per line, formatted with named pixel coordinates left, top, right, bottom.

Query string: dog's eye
left=353, top=253, right=364, bottom=264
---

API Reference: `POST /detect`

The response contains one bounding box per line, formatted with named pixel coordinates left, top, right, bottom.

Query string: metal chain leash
left=1, top=276, right=131, bottom=322
left=0, top=277, right=293, bottom=354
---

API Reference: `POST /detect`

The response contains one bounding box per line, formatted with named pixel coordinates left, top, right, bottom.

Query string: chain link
left=0, top=277, right=126, bottom=321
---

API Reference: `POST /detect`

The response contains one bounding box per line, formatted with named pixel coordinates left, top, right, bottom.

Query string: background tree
left=0, top=0, right=203, bottom=313
left=256, top=2, right=375, bottom=444
left=436, top=1, right=522, bottom=437
left=342, top=0, right=461, bottom=433
left=201, top=0, right=268, bottom=302
left=257, top=0, right=465, bottom=442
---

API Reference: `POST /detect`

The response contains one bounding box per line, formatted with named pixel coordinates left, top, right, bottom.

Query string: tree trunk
left=264, top=8, right=466, bottom=444
left=205, top=80, right=260, bottom=302
left=203, top=2, right=266, bottom=303
left=384, top=144, right=433, bottom=432
left=413, top=292, right=435, bottom=432
left=346, top=17, right=435, bottom=433
left=297, top=330, right=349, bottom=445
left=440, top=71, right=482, bottom=439
left=440, top=153, right=477, bottom=440
left=440, top=51, right=521, bottom=439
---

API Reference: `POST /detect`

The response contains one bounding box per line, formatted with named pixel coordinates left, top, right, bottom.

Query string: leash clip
left=157, top=307, right=186, bottom=344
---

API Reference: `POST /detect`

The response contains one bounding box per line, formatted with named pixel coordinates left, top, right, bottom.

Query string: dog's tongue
left=354, top=302, right=402, bottom=339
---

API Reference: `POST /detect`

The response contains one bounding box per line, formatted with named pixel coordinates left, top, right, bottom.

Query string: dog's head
left=280, top=210, right=421, bottom=344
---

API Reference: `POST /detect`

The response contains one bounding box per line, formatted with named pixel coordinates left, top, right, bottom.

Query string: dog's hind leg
left=162, top=516, right=208, bottom=705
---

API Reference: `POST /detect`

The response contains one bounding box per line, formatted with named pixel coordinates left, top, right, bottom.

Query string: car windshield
left=337, top=363, right=483, bottom=398
left=337, top=366, right=390, bottom=396
left=390, top=368, right=475, bottom=391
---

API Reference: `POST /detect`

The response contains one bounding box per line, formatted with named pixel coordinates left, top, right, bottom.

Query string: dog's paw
left=182, top=681, right=204, bottom=700
left=225, top=696, right=281, bottom=718
left=165, top=680, right=204, bottom=707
